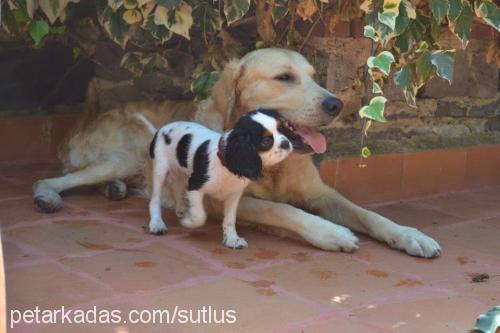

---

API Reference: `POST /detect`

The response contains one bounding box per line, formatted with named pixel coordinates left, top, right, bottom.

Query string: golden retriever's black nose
left=322, top=97, right=343, bottom=117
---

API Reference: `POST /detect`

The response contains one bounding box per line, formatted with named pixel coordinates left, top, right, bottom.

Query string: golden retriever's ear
left=195, top=59, right=244, bottom=132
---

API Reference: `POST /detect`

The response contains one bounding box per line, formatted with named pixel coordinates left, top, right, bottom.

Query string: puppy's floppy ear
left=224, top=130, right=262, bottom=180
left=195, top=59, right=244, bottom=132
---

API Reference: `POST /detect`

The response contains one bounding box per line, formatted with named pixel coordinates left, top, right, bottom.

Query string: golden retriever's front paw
left=389, top=226, right=441, bottom=258
left=305, top=222, right=359, bottom=252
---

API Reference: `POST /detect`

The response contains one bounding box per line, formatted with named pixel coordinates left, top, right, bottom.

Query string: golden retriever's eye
left=274, top=73, right=294, bottom=82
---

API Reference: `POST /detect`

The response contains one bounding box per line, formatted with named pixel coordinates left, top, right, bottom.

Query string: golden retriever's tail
left=134, top=113, right=157, bottom=135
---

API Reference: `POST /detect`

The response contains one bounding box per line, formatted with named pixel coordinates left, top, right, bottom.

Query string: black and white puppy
left=148, top=110, right=293, bottom=248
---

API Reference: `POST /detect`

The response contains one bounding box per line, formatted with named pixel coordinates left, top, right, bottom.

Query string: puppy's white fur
left=148, top=111, right=292, bottom=248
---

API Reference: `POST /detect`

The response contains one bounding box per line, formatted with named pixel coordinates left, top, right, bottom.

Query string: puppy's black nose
left=280, top=140, right=290, bottom=150
left=322, top=97, right=343, bottom=117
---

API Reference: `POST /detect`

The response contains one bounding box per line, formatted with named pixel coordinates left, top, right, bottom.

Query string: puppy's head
left=224, top=110, right=292, bottom=180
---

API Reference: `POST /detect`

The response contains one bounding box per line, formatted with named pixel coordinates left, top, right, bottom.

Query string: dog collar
left=217, top=136, right=226, bottom=167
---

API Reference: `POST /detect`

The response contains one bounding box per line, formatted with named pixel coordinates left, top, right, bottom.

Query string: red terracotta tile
left=372, top=201, right=464, bottom=230
left=177, top=225, right=318, bottom=271
left=6, top=262, right=111, bottom=311
left=0, top=197, right=82, bottom=229
left=60, top=243, right=220, bottom=293
left=319, top=160, right=337, bottom=188
left=350, top=296, right=489, bottom=333
left=335, top=153, right=403, bottom=204
left=254, top=252, right=419, bottom=309
left=402, top=148, right=466, bottom=198
left=415, top=191, right=500, bottom=220
left=351, top=240, right=499, bottom=282
left=147, top=277, right=320, bottom=333
left=464, top=145, right=500, bottom=188
left=4, top=219, right=148, bottom=257
left=432, top=218, right=500, bottom=255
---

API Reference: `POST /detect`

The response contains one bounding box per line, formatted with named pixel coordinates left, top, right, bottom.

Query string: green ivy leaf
left=193, top=2, right=222, bottom=39
left=395, top=12, right=429, bottom=53
left=49, top=26, right=67, bottom=34
left=120, top=52, right=169, bottom=76
left=378, top=11, right=397, bottom=30
left=29, top=20, right=49, bottom=45
left=108, top=0, right=124, bottom=11
left=394, top=2, right=410, bottom=35
left=2, top=2, right=20, bottom=34
left=394, top=64, right=418, bottom=107
left=363, top=25, right=379, bottom=41
left=14, top=7, right=28, bottom=23
left=447, top=0, right=463, bottom=22
left=224, top=0, right=250, bottom=25
left=144, top=14, right=172, bottom=43
left=367, top=51, right=395, bottom=76
left=154, top=2, right=193, bottom=40
left=449, top=0, right=473, bottom=47
left=429, top=0, right=449, bottom=24
left=99, top=6, right=132, bottom=48
left=191, top=71, right=220, bottom=99
left=474, top=1, right=500, bottom=32
left=156, top=0, right=181, bottom=10
left=359, top=96, right=388, bottom=122
left=416, top=50, right=433, bottom=84
left=372, top=81, right=383, bottom=94
left=39, top=0, right=77, bottom=24
left=72, top=47, right=81, bottom=60
left=273, top=0, right=289, bottom=23
left=430, top=50, right=455, bottom=84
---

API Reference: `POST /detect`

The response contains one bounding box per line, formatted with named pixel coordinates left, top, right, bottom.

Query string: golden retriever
left=33, top=48, right=441, bottom=258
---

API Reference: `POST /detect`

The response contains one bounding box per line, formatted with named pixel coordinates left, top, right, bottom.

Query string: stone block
left=423, top=35, right=498, bottom=99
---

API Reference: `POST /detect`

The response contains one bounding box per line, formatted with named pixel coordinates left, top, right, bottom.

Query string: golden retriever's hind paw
left=34, top=194, right=62, bottom=213
left=103, top=180, right=127, bottom=200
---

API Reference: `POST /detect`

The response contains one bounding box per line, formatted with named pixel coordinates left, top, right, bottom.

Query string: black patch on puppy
left=163, top=133, right=171, bottom=145
left=188, top=140, right=210, bottom=191
left=149, top=131, right=159, bottom=159
left=224, top=115, right=263, bottom=180
left=176, top=134, right=192, bottom=168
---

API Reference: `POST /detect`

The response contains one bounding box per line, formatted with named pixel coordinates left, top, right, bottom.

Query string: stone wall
left=306, top=29, right=500, bottom=160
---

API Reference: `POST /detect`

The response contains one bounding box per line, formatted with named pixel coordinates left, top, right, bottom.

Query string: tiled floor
left=1, top=161, right=499, bottom=333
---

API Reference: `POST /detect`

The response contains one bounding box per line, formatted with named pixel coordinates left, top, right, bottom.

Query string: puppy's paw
left=223, top=235, right=248, bottom=249
left=389, top=226, right=441, bottom=258
left=304, top=221, right=359, bottom=252
left=33, top=181, right=63, bottom=213
left=149, top=219, right=167, bottom=235
left=103, top=180, right=127, bottom=200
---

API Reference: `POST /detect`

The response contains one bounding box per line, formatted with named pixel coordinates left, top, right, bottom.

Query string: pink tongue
left=295, top=126, right=327, bottom=154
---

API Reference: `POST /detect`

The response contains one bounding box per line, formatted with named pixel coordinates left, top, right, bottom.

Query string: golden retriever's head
left=211, top=48, right=342, bottom=154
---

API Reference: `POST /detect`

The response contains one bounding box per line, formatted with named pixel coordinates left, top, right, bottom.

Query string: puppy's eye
left=274, top=73, right=294, bottom=82
left=259, top=136, right=274, bottom=150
